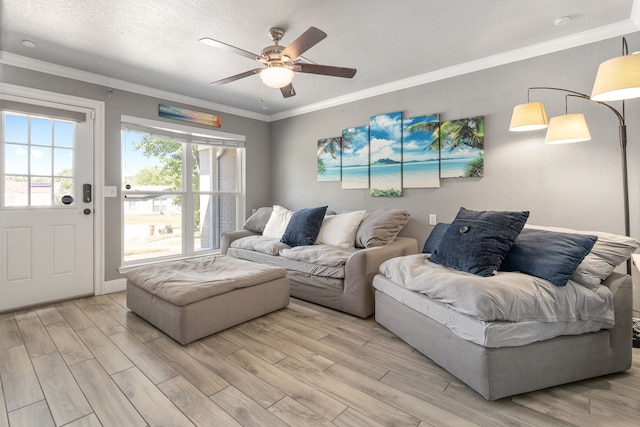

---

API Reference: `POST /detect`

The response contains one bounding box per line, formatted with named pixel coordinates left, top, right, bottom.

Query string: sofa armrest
left=342, top=237, right=419, bottom=317
left=220, top=230, right=259, bottom=255
left=601, top=272, right=633, bottom=371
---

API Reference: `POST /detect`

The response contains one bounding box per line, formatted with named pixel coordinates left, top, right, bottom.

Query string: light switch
left=429, top=214, right=437, bottom=225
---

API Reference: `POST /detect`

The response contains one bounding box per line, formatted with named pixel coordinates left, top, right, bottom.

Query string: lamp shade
left=544, top=114, right=591, bottom=144
left=591, top=54, right=640, bottom=101
left=259, top=65, right=294, bottom=88
left=509, top=102, right=548, bottom=131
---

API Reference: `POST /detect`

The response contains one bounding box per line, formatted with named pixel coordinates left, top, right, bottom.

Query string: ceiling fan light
left=591, top=54, right=640, bottom=101
left=260, top=65, right=294, bottom=88
left=544, top=114, right=591, bottom=144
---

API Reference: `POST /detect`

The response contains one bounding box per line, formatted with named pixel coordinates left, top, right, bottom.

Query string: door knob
left=83, top=208, right=92, bottom=215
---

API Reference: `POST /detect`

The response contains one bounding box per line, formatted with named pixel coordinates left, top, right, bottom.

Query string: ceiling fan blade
left=280, top=83, right=296, bottom=98
left=199, top=37, right=260, bottom=61
left=210, top=69, right=263, bottom=86
left=292, top=63, right=357, bottom=78
left=280, top=27, right=327, bottom=61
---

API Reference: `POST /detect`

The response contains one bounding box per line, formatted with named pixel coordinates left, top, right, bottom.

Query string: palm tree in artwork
left=441, top=118, right=484, bottom=177
left=317, top=136, right=351, bottom=175
left=440, top=118, right=484, bottom=151
left=406, top=117, right=484, bottom=177
left=405, top=120, right=441, bottom=152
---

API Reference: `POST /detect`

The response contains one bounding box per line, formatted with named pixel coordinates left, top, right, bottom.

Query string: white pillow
left=262, top=205, right=293, bottom=239
left=316, top=210, right=366, bottom=247
left=525, top=224, right=640, bottom=289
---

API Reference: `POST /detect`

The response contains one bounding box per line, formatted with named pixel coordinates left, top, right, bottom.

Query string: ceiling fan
left=199, top=27, right=357, bottom=98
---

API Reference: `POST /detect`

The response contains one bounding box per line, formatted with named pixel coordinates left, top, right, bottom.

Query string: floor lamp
left=509, top=37, right=640, bottom=274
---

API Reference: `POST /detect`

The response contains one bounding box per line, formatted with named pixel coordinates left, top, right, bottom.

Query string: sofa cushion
left=500, top=229, right=597, bottom=287
left=316, top=210, right=366, bottom=247
left=429, top=207, right=529, bottom=277
left=355, top=209, right=410, bottom=248
left=230, top=235, right=290, bottom=256
left=263, top=205, right=294, bottom=238
left=526, top=224, right=640, bottom=289
left=281, top=206, right=328, bottom=247
left=243, top=206, right=274, bottom=233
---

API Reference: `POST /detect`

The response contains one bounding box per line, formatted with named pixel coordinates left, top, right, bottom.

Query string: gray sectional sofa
left=374, top=221, right=639, bottom=400
left=221, top=207, right=418, bottom=317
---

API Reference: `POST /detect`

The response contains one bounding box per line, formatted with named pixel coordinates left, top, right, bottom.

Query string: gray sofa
left=221, top=207, right=418, bottom=318
left=375, top=271, right=631, bottom=400
left=373, top=223, right=639, bottom=400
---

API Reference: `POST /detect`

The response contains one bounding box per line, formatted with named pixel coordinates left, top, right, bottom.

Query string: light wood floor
left=0, top=293, right=639, bottom=427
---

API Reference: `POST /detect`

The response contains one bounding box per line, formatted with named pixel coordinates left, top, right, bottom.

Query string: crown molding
left=2, top=13, right=639, bottom=124
left=0, top=51, right=271, bottom=122
left=270, top=18, right=640, bottom=121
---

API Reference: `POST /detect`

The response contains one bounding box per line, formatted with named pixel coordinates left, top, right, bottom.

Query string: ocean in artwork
left=341, top=165, right=369, bottom=189
left=440, top=156, right=481, bottom=178
left=402, top=160, right=440, bottom=187
left=320, top=166, right=342, bottom=182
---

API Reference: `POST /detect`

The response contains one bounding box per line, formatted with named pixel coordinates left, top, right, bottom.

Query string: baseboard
left=100, top=278, right=127, bottom=295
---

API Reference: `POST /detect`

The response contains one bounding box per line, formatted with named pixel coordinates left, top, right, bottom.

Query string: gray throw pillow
left=243, top=206, right=274, bottom=233
left=355, top=209, right=410, bottom=248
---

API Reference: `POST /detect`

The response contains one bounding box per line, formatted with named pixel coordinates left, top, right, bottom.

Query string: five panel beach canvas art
left=317, top=111, right=484, bottom=196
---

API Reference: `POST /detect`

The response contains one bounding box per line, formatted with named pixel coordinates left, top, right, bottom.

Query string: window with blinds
left=120, top=116, right=245, bottom=264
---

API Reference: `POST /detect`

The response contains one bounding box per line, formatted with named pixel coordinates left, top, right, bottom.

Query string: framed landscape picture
left=317, top=136, right=342, bottom=181
left=402, top=114, right=440, bottom=188
left=341, top=126, right=370, bottom=189
left=369, top=111, right=402, bottom=197
left=440, top=116, right=484, bottom=178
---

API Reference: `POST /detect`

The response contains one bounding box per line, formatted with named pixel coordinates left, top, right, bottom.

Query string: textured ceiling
left=1, top=0, right=638, bottom=120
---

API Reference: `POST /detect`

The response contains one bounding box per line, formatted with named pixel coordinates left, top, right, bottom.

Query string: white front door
left=0, top=102, right=94, bottom=312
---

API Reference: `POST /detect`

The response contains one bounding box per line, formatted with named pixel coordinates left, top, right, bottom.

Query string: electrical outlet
left=428, top=214, right=437, bottom=225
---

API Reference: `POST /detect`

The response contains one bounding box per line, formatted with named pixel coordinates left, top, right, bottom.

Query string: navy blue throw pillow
left=280, top=206, right=328, bottom=247
left=501, top=229, right=597, bottom=286
left=429, top=207, right=529, bottom=277
left=422, top=223, right=450, bottom=253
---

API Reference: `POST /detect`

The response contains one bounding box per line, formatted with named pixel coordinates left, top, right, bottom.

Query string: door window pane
left=5, top=143, right=29, bottom=175
left=54, top=121, right=74, bottom=147
left=4, top=176, right=28, bottom=207
left=30, top=178, right=52, bottom=206
left=5, top=114, right=28, bottom=143
left=31, top=146, right=52, bottom=175
left=31, top=117, right=53, bottom=146
left=54, top=177, right=73, bottom=206
left=54, top=148, right=73, bottom=176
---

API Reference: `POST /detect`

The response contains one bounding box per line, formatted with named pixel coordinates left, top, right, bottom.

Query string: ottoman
left=126, top=255, right=289, bottom=344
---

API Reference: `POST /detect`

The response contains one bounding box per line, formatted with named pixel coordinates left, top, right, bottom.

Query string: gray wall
left=269, top=35, right=640, bottom=251
left=1, top=64, right=271, bottom=281
left=3, top=33, right=640, bottom=284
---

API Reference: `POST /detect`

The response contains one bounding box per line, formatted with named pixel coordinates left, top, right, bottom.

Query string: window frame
left=119, top=115, right=246, bottom=268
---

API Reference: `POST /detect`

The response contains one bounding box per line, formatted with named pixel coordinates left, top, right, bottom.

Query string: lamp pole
left=528, top=86, right=630, bottom=272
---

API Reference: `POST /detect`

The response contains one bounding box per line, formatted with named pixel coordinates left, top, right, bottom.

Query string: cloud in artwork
left=370, top=137, right=397, bottom=162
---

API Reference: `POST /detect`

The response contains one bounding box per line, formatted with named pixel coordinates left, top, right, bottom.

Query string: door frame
left=0, top=83, right=106, bottom=296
